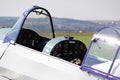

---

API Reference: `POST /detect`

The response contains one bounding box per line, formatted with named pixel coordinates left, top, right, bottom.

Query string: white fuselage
left=0, top=40, right=100, bottom=80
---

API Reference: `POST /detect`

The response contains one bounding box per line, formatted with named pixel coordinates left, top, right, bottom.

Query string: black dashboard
left=16, top=29, right=87, bottom=65
left=43, top=37, right=87, bottom=65
left=46, top=38, right=87, bottom=65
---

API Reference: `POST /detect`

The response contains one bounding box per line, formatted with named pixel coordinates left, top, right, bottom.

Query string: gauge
left=50, top=40, right=87, bottom=65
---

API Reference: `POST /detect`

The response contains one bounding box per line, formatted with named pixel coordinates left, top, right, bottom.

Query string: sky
left=0, top=0, right=120, bottom=20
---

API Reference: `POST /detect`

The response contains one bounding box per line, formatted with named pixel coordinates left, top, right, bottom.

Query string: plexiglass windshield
left=3, top=6, right=55, bottom=43
left=82, top=27, right=120, bottom=79
left=23, top=8, right=54, bottom=39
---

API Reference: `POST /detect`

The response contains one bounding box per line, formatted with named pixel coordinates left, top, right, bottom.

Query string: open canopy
left=81, top=27, right=120, bottom=80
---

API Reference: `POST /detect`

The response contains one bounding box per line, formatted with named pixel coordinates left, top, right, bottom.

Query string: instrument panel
left=50, top=39, right=87, bottom=65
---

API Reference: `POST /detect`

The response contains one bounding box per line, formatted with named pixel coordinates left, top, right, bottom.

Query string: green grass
left=55, top=32, right=94, bottom=47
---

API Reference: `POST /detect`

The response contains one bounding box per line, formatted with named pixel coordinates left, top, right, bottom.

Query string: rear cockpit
left=16, top=6, right=54, bottom=51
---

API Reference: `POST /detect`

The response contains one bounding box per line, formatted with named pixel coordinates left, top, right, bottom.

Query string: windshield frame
left=81, top=27, right=120, bottom=80
left=3, top=6, right=55, bottom=44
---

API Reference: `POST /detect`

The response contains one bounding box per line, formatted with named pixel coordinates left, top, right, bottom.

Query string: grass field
left=55, top=32, right=94, bottom=47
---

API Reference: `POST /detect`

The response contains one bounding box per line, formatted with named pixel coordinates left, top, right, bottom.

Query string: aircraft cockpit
left=3, top=6, right=87, bottom=65
left=16, top=7, right=54, bottom=51
left=81, top=27, right=120, bottom=80
left=1, top=5, right=120, bottom=80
